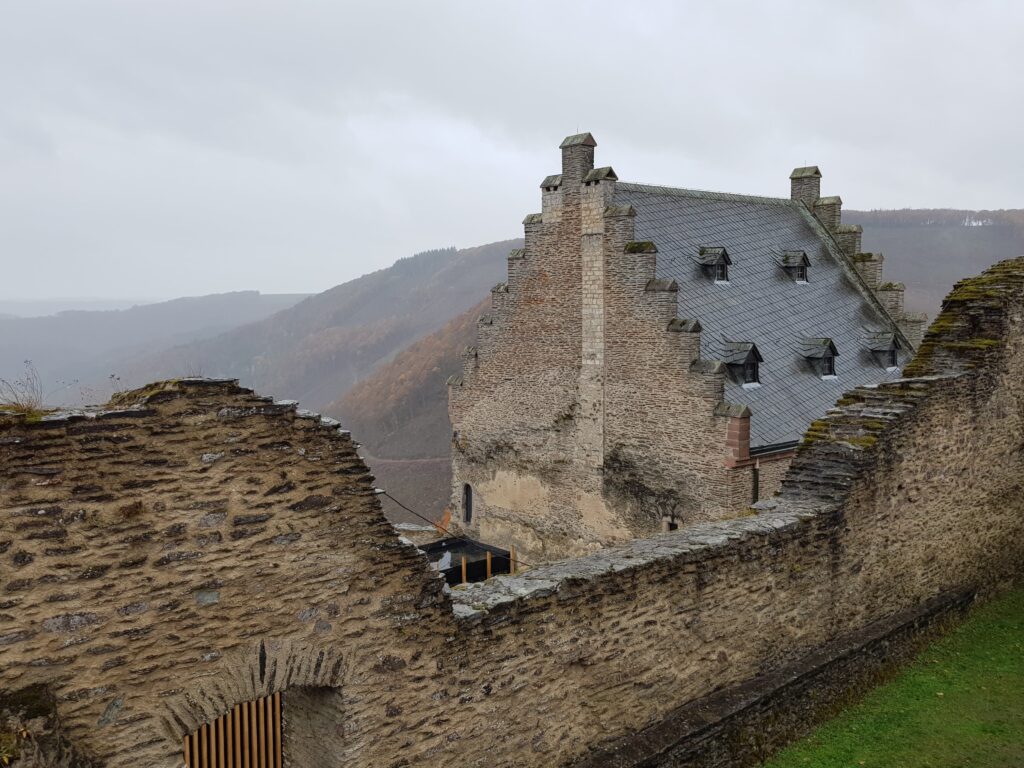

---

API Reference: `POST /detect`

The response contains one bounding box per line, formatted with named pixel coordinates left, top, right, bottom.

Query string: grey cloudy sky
left=1, top=0, right=1021, bottom=301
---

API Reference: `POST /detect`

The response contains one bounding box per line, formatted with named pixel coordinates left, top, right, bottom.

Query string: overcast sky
left=1, top=1, right=1021, bottom=301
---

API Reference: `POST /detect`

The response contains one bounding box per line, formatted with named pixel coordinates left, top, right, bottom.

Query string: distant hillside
left=0, top=298, right=154, bottom=317
left=0, top=291, right=308, bottom=405
left=845, top=209, right=1024, bottom=315
left=116, top=241, right=517, bottom=409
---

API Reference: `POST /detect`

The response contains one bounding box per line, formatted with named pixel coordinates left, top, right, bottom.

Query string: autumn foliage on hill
left=329, top=299, right=484, bottom=460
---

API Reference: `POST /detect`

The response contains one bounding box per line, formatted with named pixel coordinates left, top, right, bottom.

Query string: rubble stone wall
left=0, top=380, right=452, bottom=767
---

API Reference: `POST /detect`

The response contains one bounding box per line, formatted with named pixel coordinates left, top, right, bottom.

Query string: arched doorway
left=183, top=692, right=281, bottom=767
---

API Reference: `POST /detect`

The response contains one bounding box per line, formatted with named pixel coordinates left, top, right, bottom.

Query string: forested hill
left=845, top=208, right=1024, bottom=315
left=0, top=291, right=307, bottom=405
left=114, top=241, right=517, bottom=408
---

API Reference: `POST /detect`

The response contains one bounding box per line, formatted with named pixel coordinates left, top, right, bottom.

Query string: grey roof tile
left=614, top=182, right=906, bottom=447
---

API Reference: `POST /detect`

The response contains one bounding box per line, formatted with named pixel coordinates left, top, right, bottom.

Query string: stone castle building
left=448, top=133, right=926, bottom=561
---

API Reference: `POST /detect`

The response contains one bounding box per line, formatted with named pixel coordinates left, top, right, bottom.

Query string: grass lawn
left=764, top=585, right=1024, bottom=768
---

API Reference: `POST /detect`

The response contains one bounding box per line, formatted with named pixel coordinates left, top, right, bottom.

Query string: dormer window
left=722, top=341, right=763, bottom=388
left=798, top=337, right=839, bottom=379
left=866, top=332, right=901, bottom=371
left=697, top=247, right=731, bottom=283
left=778, top=250, right=810, bottom=283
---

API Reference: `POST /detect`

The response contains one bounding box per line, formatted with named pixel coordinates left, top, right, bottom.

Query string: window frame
left=796, top=264, right=808, bottom=282
left=822, top=354, right=836, bottom=377
left=743, top=359, right=759, bottom=384
left=715, top=262, right=729, bottom=283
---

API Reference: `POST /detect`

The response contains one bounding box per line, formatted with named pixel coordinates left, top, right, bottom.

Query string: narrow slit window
left=796, top=265, right=808, bottom=282
left=715, top=262, right=729, bottom=282
left=462, top=483, right=473, bottom=524
left=887, top=348, right=898, bottom=368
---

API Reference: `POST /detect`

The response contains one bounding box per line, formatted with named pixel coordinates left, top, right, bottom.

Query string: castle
left=2, top=257, right=1023, bottom=768
left=448, top=133, right=927, bottom=561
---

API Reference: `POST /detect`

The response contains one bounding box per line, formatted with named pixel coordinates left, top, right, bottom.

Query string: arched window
left=463, top=484, right=473, bottom=524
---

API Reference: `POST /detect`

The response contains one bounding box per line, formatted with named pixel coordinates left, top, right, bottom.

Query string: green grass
left=765, top=586, right=1024, bottom=768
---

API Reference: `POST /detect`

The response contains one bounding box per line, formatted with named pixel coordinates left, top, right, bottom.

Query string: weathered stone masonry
left=449, top=134, right=918, bottom=562
left=2, top=259, right=1022, bottom=768
left=0, top=380, right=451, bottom=767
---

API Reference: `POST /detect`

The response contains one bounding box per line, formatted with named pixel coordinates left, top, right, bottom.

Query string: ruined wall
left=0, top=380, right=454, bottom=768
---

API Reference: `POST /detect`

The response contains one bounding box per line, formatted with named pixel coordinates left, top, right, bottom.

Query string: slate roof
left=613, top=182, right=909, bottom=448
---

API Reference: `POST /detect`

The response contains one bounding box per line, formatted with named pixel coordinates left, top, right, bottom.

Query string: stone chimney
left=789, top=166, right=821, bottom=206
left=560, top=132, right=597, bottom=186
left=813, top=196, right=843, bottom=233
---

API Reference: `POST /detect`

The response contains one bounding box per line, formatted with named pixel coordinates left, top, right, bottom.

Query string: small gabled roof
left=798, top=337, right=839, bottom=359
left=777, top=250, right=810, bottom=268
left=540, top=174, right=562, bottom=189
left=790, top=166, right=821, bottom=179
left=695, top=246, right=731, bottom=266
left=720, top=341, right=764, bottom=365
left=559, top=132, right=597, bottom=148
left=865, top=331, right=900, bottom=351
left=583, top=166, right=618, bottom=183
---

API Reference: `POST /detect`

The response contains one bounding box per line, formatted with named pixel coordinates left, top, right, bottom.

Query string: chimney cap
left=560, top=132, right=598, bottom=149
left=815, top=195, right=842, bottom=206
left=583, top=166, right=617, bottom=183
left=789, top=165, right=822, bottom=179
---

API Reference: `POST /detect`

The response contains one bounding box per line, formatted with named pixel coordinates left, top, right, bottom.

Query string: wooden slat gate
left=183, top=692, right=282, bottom=768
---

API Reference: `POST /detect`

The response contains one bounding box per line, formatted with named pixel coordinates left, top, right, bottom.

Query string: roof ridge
left=793, top=205, right=914, bottom=352
left=617, top=181, right=796, bottom=207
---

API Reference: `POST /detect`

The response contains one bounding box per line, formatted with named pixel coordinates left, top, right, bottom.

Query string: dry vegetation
left=0, top=361, right=45, bottom=416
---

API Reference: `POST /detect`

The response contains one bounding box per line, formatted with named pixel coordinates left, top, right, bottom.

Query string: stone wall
left=441, top=256, right=1024, bottom=766
left=0, top=380, right=452, bottom=767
